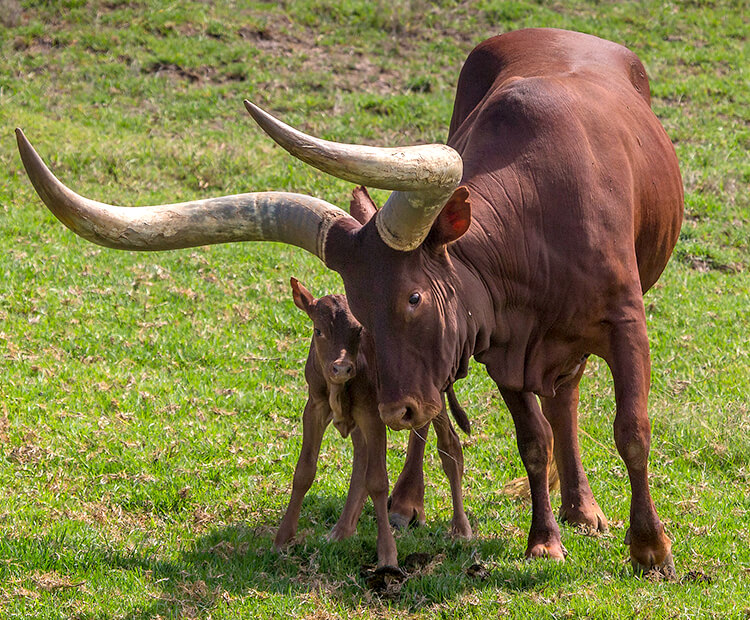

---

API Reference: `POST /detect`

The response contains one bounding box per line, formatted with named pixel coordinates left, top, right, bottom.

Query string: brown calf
left=274, top=278, right=470, bottom=567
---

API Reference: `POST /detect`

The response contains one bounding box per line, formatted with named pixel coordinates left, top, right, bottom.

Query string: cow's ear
left=427, top=186, right=471, bottom=248
left=290, top=277, right=315, bottom=316
left=350, top=186, right=378, bottom=225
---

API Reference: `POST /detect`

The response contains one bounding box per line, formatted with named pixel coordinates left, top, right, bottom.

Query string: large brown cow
left=16, top=28, right=682, bottom=577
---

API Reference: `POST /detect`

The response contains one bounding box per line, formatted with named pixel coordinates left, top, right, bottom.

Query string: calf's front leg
left=274, top=398, right=329, bottom=549
left=358, top=412, right=398, bottom=568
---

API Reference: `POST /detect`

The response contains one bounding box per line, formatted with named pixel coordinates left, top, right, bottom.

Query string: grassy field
left=0, top=0, right=748, bottom=617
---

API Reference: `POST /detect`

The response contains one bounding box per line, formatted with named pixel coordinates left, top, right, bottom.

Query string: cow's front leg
left=275, top=398, right=329, bottom=549
left=500, top=389, right=565, bottom=561
left=541, top=360, right=608, bottom=533
left=359, top=414, right=398, bottom=568
left=607, top=318, right=675, bottom=579
left=328, top=427, right=369, bottom=541
left=432, top=406, right=472, bottom=539
left=388, top=423, right=429, bottom=529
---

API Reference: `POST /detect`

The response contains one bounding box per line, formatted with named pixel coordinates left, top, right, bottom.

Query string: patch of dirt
left=0, top=0, right=21, bottom=27
left=6, top=444, right=47, bottom=464
left=31, top=572, right=86, bottom=592
left=12, top=34, right=66, bottom=53
left=681, top=570, right=712, bottom=584
left=143, top=62, right=247, bottom=84
left=681, top=253, right=742, bottom=273
left=0, top=406, right=8, bottom=444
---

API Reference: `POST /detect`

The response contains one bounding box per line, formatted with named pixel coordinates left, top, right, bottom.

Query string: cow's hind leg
left=433, top=406, right=472, bottom=539
left=328, top=427, right=369, bottom=541
left=275, top=399, right=329, bottom=549
left=541, top=361, right=608, bottom=533
left=388, top=424, right=429, bottom=529
left=499, top=389, right=565, bottom=560
left=607, top=316, right=675, bottom=578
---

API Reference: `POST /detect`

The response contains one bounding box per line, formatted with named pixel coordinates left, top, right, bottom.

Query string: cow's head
left=15, top=102, right=470, bottom=430
left=324, top=187, right=471, bottom=430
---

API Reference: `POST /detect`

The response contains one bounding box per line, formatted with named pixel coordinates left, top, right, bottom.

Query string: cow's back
left=449, top=28, right=651, bottom=137
left=447, top=28, right=682, bottom=297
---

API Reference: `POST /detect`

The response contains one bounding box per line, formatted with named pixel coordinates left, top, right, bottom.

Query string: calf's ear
left=290, top=277, right=316, bottom=315
left=426, top=186, right=471, bottom=248
left=349, top=186, right=378, bottom=225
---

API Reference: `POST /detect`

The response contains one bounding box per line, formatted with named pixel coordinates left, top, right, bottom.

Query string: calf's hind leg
left=541, top=360, right=608, bottom=532
left=328, top=427, right=369, bottom=541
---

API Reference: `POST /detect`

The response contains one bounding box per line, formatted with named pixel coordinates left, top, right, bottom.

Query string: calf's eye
left=408, top=292, right=421, bottom=306
left=314, top=328, right=322, bottom=337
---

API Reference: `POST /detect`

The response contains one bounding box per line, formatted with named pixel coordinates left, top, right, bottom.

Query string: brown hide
left=324, top=28, right=683, bottom=427
left=322, top=28, right=682, bottom=575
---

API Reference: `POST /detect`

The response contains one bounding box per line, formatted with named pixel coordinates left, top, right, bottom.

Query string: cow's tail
left=501, top=458, right=560, bottom=498
left=446, top=384, right=471, bottom=435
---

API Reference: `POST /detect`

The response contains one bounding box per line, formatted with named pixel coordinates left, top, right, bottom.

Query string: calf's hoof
left=631, top=552, right=677, bottom=580
left=327, top=523, right=356, bottom=542
left=273, top=528, right=294, bottom=550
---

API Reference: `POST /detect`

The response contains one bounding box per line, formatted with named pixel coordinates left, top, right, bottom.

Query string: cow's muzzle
left=378, top=398, right=435, bottom=431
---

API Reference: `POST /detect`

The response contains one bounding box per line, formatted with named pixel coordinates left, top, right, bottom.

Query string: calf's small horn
left=15, top=128, right=350, bottom=262
left=244, top=101, right=463, bottom=251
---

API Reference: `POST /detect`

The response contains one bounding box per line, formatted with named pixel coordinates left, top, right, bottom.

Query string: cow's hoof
left=526, top=541, right=567, bottom=561
left=560, top=502, right=609, bottom=534
left=450, top=517, right=473, bottom=540
left=624, top=526, right=676, bottom=580
left=631, top=551, right=677, bottom=581
left=389, top=509, right=426, bottom=530
left=389, top=512, right=411, bottom=530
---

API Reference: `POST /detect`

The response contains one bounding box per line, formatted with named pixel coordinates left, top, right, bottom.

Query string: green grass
left=1, top=0, right=748, bottom=617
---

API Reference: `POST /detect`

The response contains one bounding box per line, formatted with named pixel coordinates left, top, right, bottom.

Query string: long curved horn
left=15, top=129, right=351, bottom=262
left=244, top=101, right=463, bottom=252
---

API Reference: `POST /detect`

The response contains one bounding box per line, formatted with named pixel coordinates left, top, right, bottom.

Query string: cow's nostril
left=402, top=406, right=414, bottom=424
left=378, top=402, right=419, bottom=430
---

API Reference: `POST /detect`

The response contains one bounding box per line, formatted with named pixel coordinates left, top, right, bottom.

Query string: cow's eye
left=408, top=292, right=421, bottom=306
left=314, top=328, right=322, bottom=337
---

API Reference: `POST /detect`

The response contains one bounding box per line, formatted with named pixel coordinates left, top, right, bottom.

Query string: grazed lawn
left=0, top=1, right=748, bottom=617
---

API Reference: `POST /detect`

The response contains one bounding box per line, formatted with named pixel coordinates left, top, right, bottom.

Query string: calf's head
left=291, top=277, right=361, bottom=386
left=15, top=102, right=470, bottom=431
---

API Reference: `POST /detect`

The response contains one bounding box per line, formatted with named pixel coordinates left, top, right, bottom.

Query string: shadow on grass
left=1, top=496, right=573, bottom=618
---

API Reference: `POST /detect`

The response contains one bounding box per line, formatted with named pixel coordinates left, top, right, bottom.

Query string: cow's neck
left=445, top=253, right=495, bottom=385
